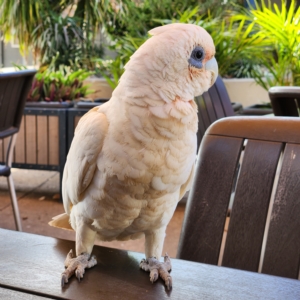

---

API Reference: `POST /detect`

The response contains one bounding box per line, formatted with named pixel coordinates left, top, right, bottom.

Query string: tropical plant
left=27, top=66, right=93, bottom=102
left=32, top=12, right=85, bottom=69
left=240, top=0, right=300, bottom=89
left=156, top=6, right=265, bottom=78
left=94, top=35, right=148, bottom=88
left=103, top=0, right=244, bottom=39
left=98, top=1, right=261, bottom=87
left=0, top=0, right=108, bottom=69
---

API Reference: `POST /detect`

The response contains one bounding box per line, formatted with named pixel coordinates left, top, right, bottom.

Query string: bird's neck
left=111, top=70, right=199, bottom=139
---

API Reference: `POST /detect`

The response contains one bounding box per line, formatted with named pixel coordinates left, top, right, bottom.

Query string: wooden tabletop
left=0, top=228, right=299, bottom=300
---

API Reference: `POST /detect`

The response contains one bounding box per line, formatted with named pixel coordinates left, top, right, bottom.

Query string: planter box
left=0, top=105, right=69, bottom=192
left=0, top=100, right=108, bottom=194
left=83, top=77, right=114, bottom=101
left=25, top=101, right=74, bottom=109
left=223, top=78, right=270, bottom=107
left=67, top=101, right=106, bottom=150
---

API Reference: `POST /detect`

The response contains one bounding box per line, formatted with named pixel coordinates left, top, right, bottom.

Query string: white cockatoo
left=50, top=23, right=218, bottom=289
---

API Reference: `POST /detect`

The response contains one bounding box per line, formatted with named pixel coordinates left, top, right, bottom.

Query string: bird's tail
left=49, top=213, right=73, bottom=231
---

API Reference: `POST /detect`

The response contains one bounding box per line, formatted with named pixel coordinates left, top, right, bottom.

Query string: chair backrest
left=196, top=76, right=234, bottom=149
left=269, top=86, right=300, bottom=116
left=178, top=116, right=300, bottom=279
left=0, top=70, right=36, bottom=138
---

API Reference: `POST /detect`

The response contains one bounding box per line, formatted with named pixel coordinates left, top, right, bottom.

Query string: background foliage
left=1, top=0, right=299, bottom=96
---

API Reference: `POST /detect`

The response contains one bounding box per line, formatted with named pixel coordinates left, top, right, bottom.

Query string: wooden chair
left=195, top=76, right=235, bottom=149
left=0, top=70, right=36, bottom=231
left=177, top=116, right=300, bottom=279
left=269, top=86, right=300, bottom=116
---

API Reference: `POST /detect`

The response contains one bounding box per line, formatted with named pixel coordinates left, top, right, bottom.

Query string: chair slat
left=6, top=78, right=23, bottom=128
left=177, top=135, right=243, bottom=264
left=222, top=140, right=282, bottom=271
left=196, top=94, right=211, bottom=129
left=262, top=143, right=300, bottom=278
left=202, top=88, right=218, bottom=123
left=0, top=80, right=11, bottom=130
left=214, top=76, right=234, bottom=117
left=194, top=76, right=235, bottom=150
left=195, top=95, right=207, bottom=138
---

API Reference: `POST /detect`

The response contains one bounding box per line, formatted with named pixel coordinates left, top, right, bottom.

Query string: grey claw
left=150, top=272, right=158, bottom=283
left=165, top=276, right=172, bottom=290
left=61, top=274, right=68, bottom=287
left=75, top=269, right=83, bottom=282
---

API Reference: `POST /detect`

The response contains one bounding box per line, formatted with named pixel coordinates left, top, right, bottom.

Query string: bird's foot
left=140, top=253, right=172, bottom=290
left=61, top=249, right=97, bottom=287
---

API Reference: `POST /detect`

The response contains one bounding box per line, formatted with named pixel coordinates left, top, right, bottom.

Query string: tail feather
left=49, top=213, right=73, bottom=231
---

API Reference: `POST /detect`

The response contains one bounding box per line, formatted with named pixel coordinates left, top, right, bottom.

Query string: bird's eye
left=188, top=46, right=205, bottom=69
left=192, top=47, right=204, bottom=61
left=194, top=50, right=203, bottom=60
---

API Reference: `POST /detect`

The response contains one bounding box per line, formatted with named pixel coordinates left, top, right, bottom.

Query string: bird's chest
left=89, top=180, right=178, bottom=240
left=88, top=113, right=196, bottom=238
left=104, top=126, right=196, bottom=193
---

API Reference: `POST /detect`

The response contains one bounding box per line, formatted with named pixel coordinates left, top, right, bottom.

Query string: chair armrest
left=268, top=86, right=300, bottom=116
left=269, top=86, right=300, bottom=99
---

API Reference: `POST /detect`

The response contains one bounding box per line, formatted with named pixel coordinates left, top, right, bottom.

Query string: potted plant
left=26, top=66, right=93, bottom=107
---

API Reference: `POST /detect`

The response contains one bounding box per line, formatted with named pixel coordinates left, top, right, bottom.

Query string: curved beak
left=205, top=57, right=218, bottom=85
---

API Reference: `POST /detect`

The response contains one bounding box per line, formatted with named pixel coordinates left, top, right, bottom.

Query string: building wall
left=0, top=37, right=33, bottom=68
left=0, top=30, right=34, bottom=68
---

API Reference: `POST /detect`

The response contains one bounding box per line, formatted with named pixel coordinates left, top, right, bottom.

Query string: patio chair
left=177, top=116, right=300, bottom=279
left=196, top=76, right=235, bottom=149
left=269, top=86, right=300, bottom=116
left=0, top=70, right=36, bottom=231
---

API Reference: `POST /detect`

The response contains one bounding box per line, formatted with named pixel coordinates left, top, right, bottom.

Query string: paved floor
left=0, top=169, right=185, bottom=258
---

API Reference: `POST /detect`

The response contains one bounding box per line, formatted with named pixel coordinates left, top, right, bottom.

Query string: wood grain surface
left=0, top=287, right=51, bottom=300
left=262, top=143, right=300, bottom=278
left=1, top=229, right=300, bottom=299
left=222, top=139, right=282, bottom=271
left=177, top=135, right=243, bottom=265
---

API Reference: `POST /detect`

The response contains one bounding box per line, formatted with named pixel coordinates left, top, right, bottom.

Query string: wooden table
left=0, top=228, right=299, bottom=299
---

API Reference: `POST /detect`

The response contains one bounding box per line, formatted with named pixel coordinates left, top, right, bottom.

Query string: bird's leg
left=61, top=218, right=97, bottom=287
left=140, top=228, right=172, bottom=289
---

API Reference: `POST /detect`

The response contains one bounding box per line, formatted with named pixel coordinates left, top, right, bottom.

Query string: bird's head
left=121, top=23, right=218, bottom=104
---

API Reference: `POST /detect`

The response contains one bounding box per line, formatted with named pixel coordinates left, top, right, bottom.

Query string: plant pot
left=67, top=101, right=108, bottom=150
left=0, top=103, right=71, bottom=194
left=75, top=99, right=109, bottom=109
left=83, top=77, right=114, bottom=101
left=25, top=101, right=74, bottom=108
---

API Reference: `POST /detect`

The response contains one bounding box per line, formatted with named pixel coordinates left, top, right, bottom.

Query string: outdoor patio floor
left=0, top=169, right=186, bottom=258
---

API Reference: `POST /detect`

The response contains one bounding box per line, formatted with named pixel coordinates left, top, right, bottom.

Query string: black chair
left=195, top=76, right=235, bottom=149
left=0, top=70, right=36, bottom=231
left=178, top=116, right=300, bottom=279
left=269, top=86, right=300, bottom=116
